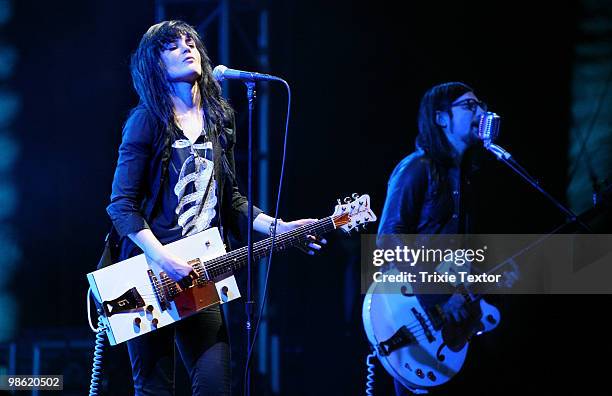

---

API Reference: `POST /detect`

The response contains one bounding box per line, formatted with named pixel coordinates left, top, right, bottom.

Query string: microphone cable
left=243, top=78, right=292, bottom=396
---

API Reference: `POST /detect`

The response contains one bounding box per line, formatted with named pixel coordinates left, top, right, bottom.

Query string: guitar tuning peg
left=344, top=197, right=351, bottom=203
left=337, top=198, right=342, bottom=205
left=352, top=193, right=359, bottom=200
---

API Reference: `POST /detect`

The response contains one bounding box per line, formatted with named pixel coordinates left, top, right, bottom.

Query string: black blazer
left=106, top=105, right=262, bottom=262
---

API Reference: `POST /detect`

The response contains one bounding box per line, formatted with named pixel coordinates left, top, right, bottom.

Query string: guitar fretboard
left=202, top=216, right=336, bottom=279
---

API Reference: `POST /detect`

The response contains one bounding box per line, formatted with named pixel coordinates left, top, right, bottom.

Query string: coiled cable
left=365, top=350, right=376, bottom=395
left=87, top=287, right=106, bottom=396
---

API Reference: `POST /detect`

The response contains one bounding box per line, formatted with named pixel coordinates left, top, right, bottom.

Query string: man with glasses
left=376, top=82, right=487, bottom=395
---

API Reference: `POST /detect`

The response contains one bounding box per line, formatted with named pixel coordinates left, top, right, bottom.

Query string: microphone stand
left=484, top=142, right=592, bottom=232
left=245, top=81, right=256, bottom=396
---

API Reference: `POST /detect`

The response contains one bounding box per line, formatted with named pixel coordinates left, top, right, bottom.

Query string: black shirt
left=149, top=130, right=219, bottom=245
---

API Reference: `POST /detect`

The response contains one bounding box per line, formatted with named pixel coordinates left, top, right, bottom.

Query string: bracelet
left=269, top=219, right=282, bottom=236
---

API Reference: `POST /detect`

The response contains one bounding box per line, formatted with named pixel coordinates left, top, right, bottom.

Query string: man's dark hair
left=416, top=81, right=473, bottom=165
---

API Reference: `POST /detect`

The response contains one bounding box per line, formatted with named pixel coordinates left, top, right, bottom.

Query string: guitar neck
left=203, top=216, right=337, bottom=279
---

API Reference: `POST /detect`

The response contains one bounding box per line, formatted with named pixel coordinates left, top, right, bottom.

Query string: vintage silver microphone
left=478, top=112, right=511, bottom=160
left=478, top=112, right=501, bottom=145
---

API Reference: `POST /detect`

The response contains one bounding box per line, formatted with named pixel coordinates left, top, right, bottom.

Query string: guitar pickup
left=102, top=287, right=145, bottom=317
left=412, top=307, right=436, bottom=343
left=147, top=270, right=168, bottom=311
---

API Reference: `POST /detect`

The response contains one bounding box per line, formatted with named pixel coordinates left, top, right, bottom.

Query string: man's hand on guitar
left=442, top=293, right=469, bottom=322
left=277, top=219, right=328, bottom=256
left=498, top=259, right=520, bottom=289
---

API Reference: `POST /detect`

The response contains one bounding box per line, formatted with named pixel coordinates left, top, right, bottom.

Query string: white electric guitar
left=88, top=194, right=376, bottom=346
left=362, top=268, right=501, bottom=394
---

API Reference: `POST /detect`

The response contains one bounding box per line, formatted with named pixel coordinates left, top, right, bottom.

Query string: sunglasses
left=450, top=98, right=488, bottom=113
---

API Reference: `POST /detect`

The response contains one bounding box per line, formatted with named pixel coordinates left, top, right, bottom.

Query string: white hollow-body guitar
left=88, top=194, right=376, bottom=346
left=362, top=268, right=501, bottom=394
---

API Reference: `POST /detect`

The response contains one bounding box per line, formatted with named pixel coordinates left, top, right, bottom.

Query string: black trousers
left=127, top=305, right=230, bottom=395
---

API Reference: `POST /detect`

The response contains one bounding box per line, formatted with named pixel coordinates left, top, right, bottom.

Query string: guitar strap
left=96, top=225, right=120, bottom=270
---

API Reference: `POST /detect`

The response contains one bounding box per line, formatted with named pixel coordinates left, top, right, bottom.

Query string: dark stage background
left=4, top=1, right=611, bottom=395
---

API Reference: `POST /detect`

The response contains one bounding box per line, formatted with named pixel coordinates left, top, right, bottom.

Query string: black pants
left=127, top=305, right=230, bottom=395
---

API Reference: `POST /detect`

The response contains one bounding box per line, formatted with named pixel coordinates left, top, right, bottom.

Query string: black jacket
left=377, top=148, right=471, bottom=240
left=376, top=148, right=475, bottom=301
left=106, top=105, right=262, bottom=261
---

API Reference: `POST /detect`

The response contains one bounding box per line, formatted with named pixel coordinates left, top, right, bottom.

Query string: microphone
left=478, top=111, right=510, bottom=160
left=212, top=65, right=282, bottom=82
left=478, top=112, right=501, bottom=145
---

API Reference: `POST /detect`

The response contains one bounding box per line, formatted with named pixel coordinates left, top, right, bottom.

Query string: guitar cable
left=365, top=350, right=377, bottom=395
left=86, top=287, right=107, bottom=396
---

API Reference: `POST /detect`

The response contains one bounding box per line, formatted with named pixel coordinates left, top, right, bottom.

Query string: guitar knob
left=146, top=305, right=154, bottom=313
left=134, top=317, right=141, bottom=326
left=151, top=318, right=159, bottom=327
left=415, top=369, right=424, bottom=379
left=427, top=371, right=437, bottom=381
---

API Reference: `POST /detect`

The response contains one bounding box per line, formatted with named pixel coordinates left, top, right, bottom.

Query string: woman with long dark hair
left=107, top=20, right=322, bottom=395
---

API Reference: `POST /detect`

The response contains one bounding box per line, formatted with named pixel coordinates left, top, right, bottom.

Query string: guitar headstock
left=331, top=193, right=377, bottom=233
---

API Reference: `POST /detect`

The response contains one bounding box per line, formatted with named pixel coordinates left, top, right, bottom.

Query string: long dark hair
left=416, top=82, right=473, bottom=166
left=129, top=20, right=233, bottom=194
left=130, top=20, right=233, bottom=131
